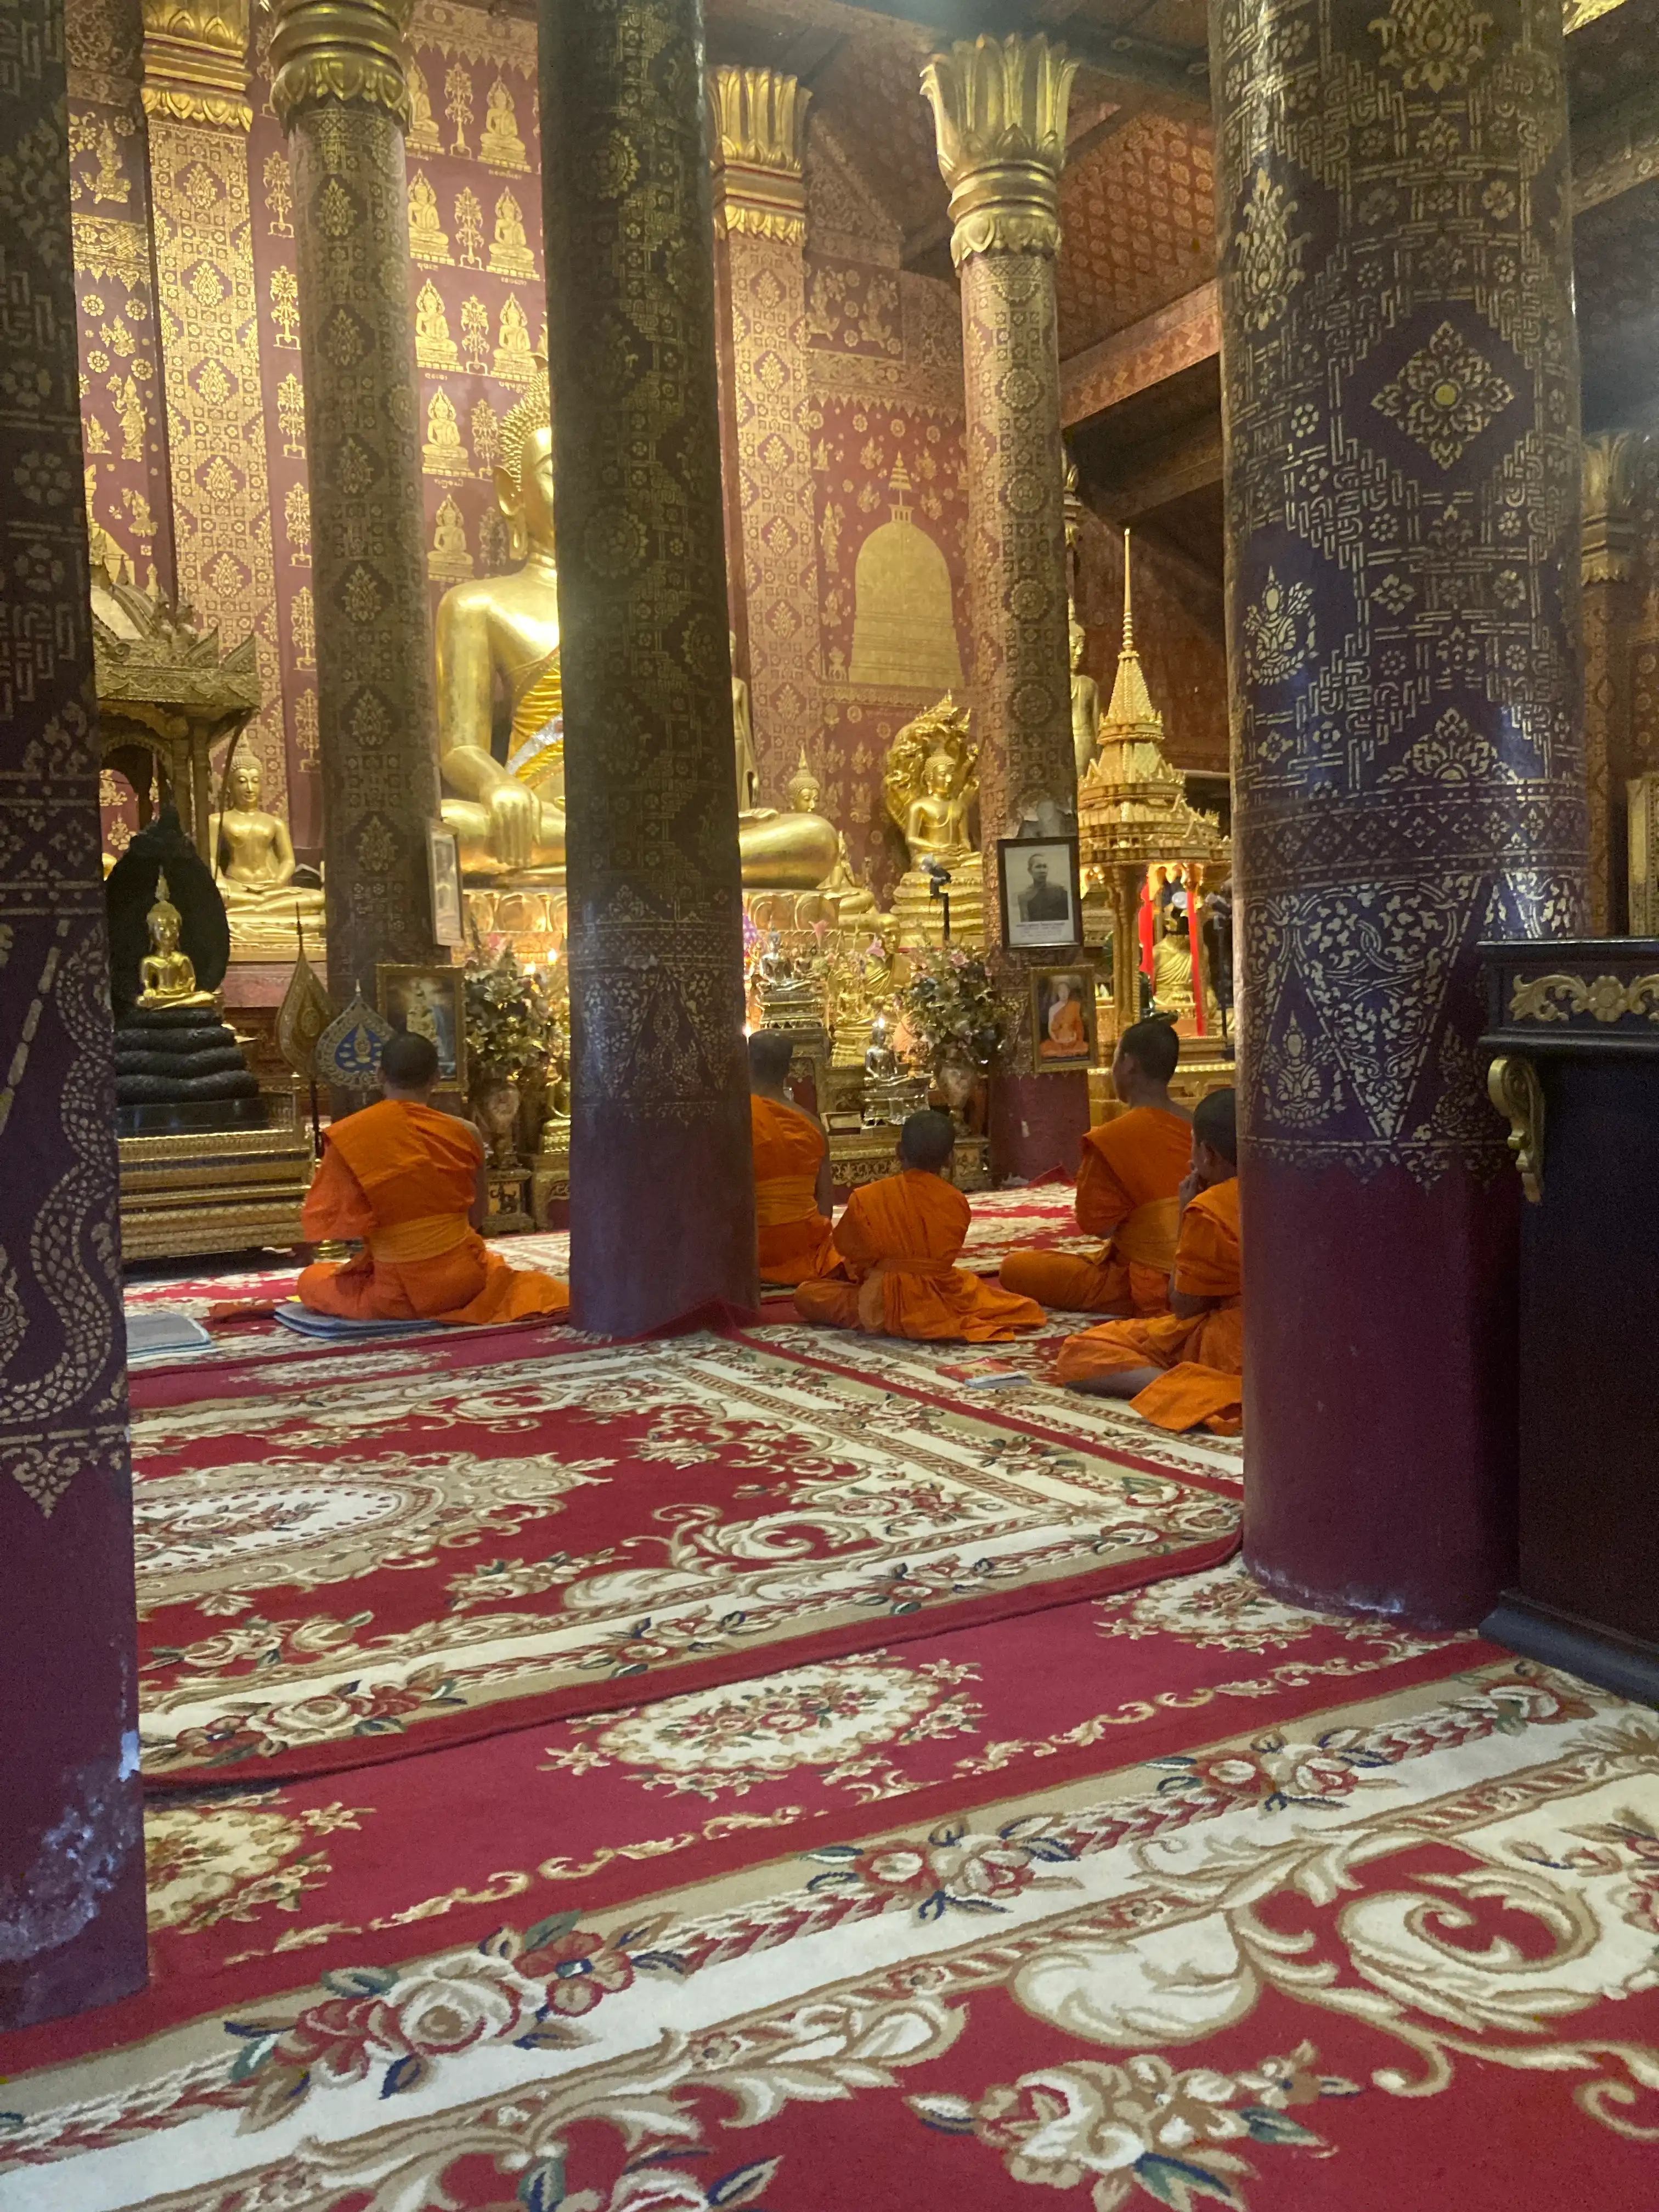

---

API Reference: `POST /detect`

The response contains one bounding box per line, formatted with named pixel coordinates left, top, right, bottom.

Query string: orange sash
left=1108, top=1194, right=1182, bottom=1271
left=755, top=1173, right=820, bottom=1228
left=367, top=1212, right=472, bottom=1263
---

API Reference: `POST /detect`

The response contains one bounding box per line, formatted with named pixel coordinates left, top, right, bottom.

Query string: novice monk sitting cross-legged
left=749, top=1028, right=838, bottom=1286
left=1054, top=1086, right=1241, bottom=1433
left=1000, top=1017, right=1191, bottom=1316
left=297, top=1029, right=569, bottom=1325
left=794, top=1109, right=1045, bottom=1342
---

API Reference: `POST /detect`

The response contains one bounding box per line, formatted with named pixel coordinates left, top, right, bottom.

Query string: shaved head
left=748, top=1029, right=795, bottom=1086
left=382, top=1029, right=439, bottom=1092
left=1193, top=1086, right=1237, bottom=1164
left=898, top=1109, right=957, bottom=1172
left=1117, top=1017, right=1179, bottom=1084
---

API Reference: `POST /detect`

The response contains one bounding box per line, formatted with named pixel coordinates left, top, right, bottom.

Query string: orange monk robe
left=1044, top=995, right=1087, bottom=1056
left=1054, top=1177, right=1242, bottom=1432
left=794, top=1169, right=1045, bottom=1341
left=999, top=1105, right=1191, bottom=1315
left=297, top=1098, right=569, bottom=1324
left=752, top=1094, right=837, bottom=1285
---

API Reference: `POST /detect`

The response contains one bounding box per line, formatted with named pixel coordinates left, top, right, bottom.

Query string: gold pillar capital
left=269, top=0, right=413, bottom=135
left=1582, top=429, right=1650, bottom=583
left=140, top=0, right=252, bottom=129
left=920, top=32, right=1077, bottom=267
left=708, top=66, right=810, bottom=244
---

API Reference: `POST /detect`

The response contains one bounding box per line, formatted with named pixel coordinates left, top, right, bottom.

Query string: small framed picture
left=427, top=826, right=465, bottom=949
left=377, top=962, right=467, bottom=1091
left=999, top=836, right=1082, bottom=951
left=1030, top=966, right=1097, bottom=1074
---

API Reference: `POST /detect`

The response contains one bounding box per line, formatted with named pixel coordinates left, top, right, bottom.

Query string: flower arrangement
left=462, top=945, right=560, bottom=1086
left=896, top=944, right=1012, bottom=1076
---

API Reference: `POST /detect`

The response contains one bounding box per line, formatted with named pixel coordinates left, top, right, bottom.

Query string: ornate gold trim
left=1581, top=430, right=1650, bottom=585
left=709, top=67, right=809, bottom=244
left=140, top=0, right=252, bottom=129
left=269, top=0, right=413, bottom=133
left=1506, top=970, right=1659, bottom=1024
left=1486, top=1057, right=1544, bottom=1204
left=921, top=33, right=1076, bottom=268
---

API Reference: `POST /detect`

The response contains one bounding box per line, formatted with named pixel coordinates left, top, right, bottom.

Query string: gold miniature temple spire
left=1104, top=528, right=1159, bottom=731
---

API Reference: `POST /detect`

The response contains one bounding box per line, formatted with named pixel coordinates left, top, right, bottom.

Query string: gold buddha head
left=786, top=748, right=821, bottom=814
left=495, top=358, right=555, bottom=557
left=226, top=751, right=263, bottom=809
left=146, top=873, right=182, bottom=953
left=922, top=747, right=957, bottom=799
left=1069, top=612, right=1086, bottom=670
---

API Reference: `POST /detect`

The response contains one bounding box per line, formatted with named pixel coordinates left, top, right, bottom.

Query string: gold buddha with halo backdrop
left=435, top=359, right=839, bottom=913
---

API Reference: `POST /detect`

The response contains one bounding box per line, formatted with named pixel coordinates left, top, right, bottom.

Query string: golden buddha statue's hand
left=486, top=778, right=539, bottom=870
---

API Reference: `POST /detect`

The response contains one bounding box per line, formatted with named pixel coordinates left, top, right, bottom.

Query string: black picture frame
left=997, top=835, right=1084, bottom=952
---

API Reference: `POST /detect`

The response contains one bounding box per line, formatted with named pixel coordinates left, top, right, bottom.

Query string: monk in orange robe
left=1056, top=1087, right=1240, bottom=1433
left=1043, top=977, right=1088, bottom=1057
left=1000, top=1018, right=1191, bottom=1314
left=749, top=1028, right=837, bottom=1285
left=298, top=1030, right=569, bottom=1325
left=795, top=1110, right=1045, bottom=1341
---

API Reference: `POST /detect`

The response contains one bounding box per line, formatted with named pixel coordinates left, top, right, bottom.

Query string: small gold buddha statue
left=208, top=752, right=327, bottom=950
left=1069, top=608, right=1102, bottom=781
left=823, top=831, right=879, bottom=927
left=137, top=874, right=216, bottom=1007
left=434, top=359, right=839, bottom=894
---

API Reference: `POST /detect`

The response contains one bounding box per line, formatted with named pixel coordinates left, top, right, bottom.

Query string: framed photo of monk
left=1030, top=966, right=1096, bottom=1074
left=377, top=963, right=467, bottom=1092
left=999, top=836, right=1082, bottom=950
left=427, top=827, right=464, bottom=949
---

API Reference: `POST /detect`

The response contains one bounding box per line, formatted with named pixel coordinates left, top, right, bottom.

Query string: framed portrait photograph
left=376, top=963, right=467, bottom=1091
left=999, top=836, right=1083, bottom=951
left=1030, top=966, right=1097, bottom=1074
left=427, top=826, right=465, bottom=949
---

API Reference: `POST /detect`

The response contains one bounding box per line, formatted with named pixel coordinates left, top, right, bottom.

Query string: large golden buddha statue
left=208, top=750, right=326, bottom=953
left=435, top=364, right=837, bottom=891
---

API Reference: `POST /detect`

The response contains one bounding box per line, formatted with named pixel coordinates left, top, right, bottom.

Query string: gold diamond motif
left=1370, top=321, right=1514, bottom=469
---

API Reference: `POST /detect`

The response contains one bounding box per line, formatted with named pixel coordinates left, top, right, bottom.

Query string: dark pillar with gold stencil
left=1214, top=0, right=1588, bottom=1624
left=922, top=33, right=1086, bottom=1176
left=0, top=0, right=146, bottom=2028
left=1581, top=431, right=1648, bottom=933
left=540, top=0, right=755, bottom=1332
left=270, top=0, right=444, bottom=1005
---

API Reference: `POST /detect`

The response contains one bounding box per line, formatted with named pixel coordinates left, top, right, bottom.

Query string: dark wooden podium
left=1481, top=940, right=1659, bottom=1702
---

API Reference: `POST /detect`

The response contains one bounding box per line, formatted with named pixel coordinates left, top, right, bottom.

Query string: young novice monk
left=795, top=1109, right=1045, bottom=1341
left=298, top=1030, right=569, bottom=1324
left=749, top=1028, right=837, bottom=1285
left=1000, top=1017, right=1191, bottom=1314
left=1055, top=1086, right=1240, bottom=1432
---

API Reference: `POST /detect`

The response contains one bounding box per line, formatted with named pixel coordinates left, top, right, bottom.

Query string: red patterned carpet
left=4, top=1566, right=1656, bottom=2209
left=134, top=1326, right=1239, bottom=1787
left=10, top=1211, right=1650, bottom=2207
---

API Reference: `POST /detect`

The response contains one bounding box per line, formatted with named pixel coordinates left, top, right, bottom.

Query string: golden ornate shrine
left=1077, top=533, right=1231, bottom=1103
left=92, top=565, right=262, bottom=866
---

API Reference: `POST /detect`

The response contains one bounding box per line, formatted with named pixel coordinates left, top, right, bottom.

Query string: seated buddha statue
left=435, top=364, right=838, bottom=892
left=882, top=696, right=984, bottom=944
left=137, top=875, right=216, bottom=1007
left=207, top=751, right=326, bottom=951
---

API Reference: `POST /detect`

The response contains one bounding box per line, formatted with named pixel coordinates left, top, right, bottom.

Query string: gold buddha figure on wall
left=434, top=362, right=838, bottom=891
